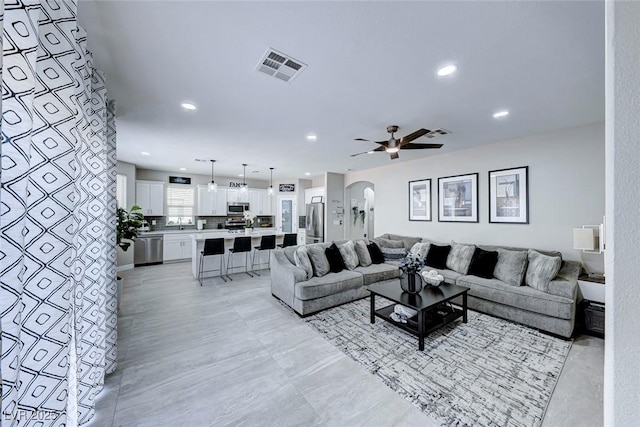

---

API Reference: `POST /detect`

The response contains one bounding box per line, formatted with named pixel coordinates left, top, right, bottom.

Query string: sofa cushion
left=494, top=248, right=528, bottom=286
left=525, top=249, right=562, bottom=292
left=354, top=240, right=372, bottom=267
left=283, top=245, right=298, bottom=264
left=425, top=244, right=451, bottom=269
left=295, top=270, right=364, bottom=301
left=307, top=245, right=330, bottom=277
left=457, top=275, right=575, bottom=319
left=294, top=246, right=313, bottom=280
left=381, top=234, right=423, bottom=251
left=409, top=242, right=431, bottom=261
left=355, top=263, right=401, bottom=285
left=467, top=248, right=499, bottom=279
left=367, top=242, right=385, bottom=264
left=380, top=246, right=407, bottom=261
left=338, top=240, right=359, bottom=270
left=446, top=241, right=476, bottom=274
left=374, top=238, right=405, bottom=249
left=325, top=243, right=346, bottom=273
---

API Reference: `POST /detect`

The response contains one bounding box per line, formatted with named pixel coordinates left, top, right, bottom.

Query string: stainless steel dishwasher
left=134, top=234, right=164, bottom=266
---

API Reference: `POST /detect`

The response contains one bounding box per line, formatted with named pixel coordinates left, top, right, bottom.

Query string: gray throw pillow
left=375, top=238, right=405, bottom=249
left=354, top=240, right=372, bottom=267
left=338, top=240, right=359, bottom=270
left=525, top=249, right=562, bottom=292
left=494, top=248, right=528, bottom=286
left=294, top=246, right=313, bottom=280
left=380, top=246, right=407, bottom=261
left=409, top=242, right=431, bottom=260
left=306, top=245, right=330, bottom=277
left=446, top=241, right=476, bottom=274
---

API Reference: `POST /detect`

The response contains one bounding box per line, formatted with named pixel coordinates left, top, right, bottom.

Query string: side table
left=577, top=274, right=605, bottom=338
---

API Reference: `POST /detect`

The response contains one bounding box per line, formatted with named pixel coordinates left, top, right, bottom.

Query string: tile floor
left=88, top=262, right=604, bottom=427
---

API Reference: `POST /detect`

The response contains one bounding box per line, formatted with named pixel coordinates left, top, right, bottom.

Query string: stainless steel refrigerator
left=305, top=201, right=324, bottom=244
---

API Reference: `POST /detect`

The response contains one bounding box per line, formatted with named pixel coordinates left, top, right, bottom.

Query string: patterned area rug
left=303, top=297, right=572, bottom=427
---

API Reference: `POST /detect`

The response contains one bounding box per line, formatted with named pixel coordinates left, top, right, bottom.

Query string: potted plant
left=243, top=210, right=256, bottom=234
left=116, top=205, right=144, bottom=308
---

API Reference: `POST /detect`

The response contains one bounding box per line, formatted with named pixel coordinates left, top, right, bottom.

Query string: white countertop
left=191, top=230, right=284, bottom=241
left=141, top=228, right=276, bottom=237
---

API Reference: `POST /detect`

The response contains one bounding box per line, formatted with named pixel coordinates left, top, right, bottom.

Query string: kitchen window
left=166, top=185, right=195, bottom=226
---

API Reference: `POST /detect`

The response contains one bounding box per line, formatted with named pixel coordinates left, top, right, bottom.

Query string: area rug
left=303, top=297, right=572, bottom=427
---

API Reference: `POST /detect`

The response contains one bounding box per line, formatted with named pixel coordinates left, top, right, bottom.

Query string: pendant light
left=207, top=160, right=218, bottom=192
left=241, top=163, right=248, bottom=193
left=268, top=167, right=274, bottom=196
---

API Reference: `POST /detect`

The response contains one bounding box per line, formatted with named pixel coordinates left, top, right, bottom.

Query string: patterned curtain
left=0, top=1, right=117, bottom=425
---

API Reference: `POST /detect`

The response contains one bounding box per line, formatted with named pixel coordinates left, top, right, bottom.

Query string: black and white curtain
left=1, top=1, right=117, bottom=425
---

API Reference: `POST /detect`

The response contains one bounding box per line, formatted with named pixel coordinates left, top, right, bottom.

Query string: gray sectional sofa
left=270, top=234, right=582, bottom=338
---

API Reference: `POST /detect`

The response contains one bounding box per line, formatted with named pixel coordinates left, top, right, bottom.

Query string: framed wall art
left=438, top=173, right=478, bottom=222
left=488, top=166, right=529, bottom=224
left=409, top=179, right=431, bottom=221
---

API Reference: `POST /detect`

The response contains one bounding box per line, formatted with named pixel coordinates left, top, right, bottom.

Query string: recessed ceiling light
left=179, top=167, right=186, bottom=171
left=238, top=173, right=244, bottom=177
left=181, top=102, right=197, bottom=110
left=437, top=64, right=457, bottom=77
left=305, top=172, right=311, bottom=176
left=493, top=110, right=509, bottom=118
left=141, top=151, right=150, bottom=156
left=367, top=151, right=374, bottom=154
left=306, top=134, right=317, bottom=141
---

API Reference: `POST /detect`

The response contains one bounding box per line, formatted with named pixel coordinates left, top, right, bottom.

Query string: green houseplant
left=116, top=205, right=144, bottom=251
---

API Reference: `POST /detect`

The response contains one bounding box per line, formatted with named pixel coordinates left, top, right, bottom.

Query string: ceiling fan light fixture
left=437, top=64, right=457, bottom=77
left=386, top=147, right=400, bottom=154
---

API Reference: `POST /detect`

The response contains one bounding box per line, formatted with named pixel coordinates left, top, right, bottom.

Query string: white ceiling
left=78, top=1, right=604, bottom=181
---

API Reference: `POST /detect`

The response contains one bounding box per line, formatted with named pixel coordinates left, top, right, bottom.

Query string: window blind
left=116, top=174, right=127, bottom=208
left=166, top=186, right=195, bottom=217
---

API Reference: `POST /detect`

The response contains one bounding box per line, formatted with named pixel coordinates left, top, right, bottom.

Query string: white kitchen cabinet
left=249, top=189, right=272, bottom=215
left=163, top=233, right=192, bottom=261
left=136, top=180, right=165, bottom=216
left=227, top=188, right=249, bottom=203
left=197, top=186, right=228, bottom=216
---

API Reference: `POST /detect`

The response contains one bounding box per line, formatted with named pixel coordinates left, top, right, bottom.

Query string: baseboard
left=117, top=264, right=134, bottom=272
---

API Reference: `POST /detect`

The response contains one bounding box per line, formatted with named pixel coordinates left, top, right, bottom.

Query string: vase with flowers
left=398, top=254, right=425, bottom=294
left=243, top=210, right=256, bottom=234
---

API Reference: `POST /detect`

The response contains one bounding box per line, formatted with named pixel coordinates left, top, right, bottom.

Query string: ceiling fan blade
left=390, top=152, right=399, bottom=160
left=350, top=151, right=370, bottom=157
left=350, top=145, right=386, bottom=157
left=354, top=138, right=371, bottom=142
left=399, top=143, right=444, bottom=150
left=399, top=128, right=429, bottom=145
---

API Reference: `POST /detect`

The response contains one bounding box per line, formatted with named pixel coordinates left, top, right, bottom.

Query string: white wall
left=325, top=172, right=345, bottom=242
left=346, top=123, right=605, bottom=272
left=136, top=168, right=269, bottom=189
left=605, top=2, right=640, bottom=424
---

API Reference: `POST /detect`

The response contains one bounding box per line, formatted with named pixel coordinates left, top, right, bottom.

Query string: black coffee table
left=368, top=280, right=469, bottom=351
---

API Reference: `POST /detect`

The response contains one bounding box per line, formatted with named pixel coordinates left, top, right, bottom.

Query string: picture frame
left=409, top=179, right=432, bottom=221
left=438, top=173, right=479, bottom=222
left=488, top=166, right=529, bottom=224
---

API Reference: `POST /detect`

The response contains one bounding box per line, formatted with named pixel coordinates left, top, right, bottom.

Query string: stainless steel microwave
left=227, top=202, right=250, bottom=215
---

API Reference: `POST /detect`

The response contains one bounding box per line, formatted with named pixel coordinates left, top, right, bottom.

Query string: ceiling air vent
left=424, top=128, right=450, bottom=138
left=256, top=48, right=307, bottom=83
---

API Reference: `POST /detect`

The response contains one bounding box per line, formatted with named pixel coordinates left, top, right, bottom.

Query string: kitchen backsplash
left=142, top=216, right=274, bottom=231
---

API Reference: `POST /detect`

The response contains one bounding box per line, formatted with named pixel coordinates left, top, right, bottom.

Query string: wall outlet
left=151, top=220, right=156, bottom=225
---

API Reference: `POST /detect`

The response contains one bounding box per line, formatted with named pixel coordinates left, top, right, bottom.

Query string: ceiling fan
left=351, top=125, right=447, bottom=160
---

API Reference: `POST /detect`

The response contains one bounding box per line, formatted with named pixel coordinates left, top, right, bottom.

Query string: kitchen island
left=190, top=230, right=285, bottom=278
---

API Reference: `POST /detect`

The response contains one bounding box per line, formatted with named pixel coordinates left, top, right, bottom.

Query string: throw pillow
left=325, top=243, right=346, bottom=273
left=307, top=245, right=330, bottom=277
left=338, top=241, right=359, bottom=270
left=380, top=246, right=407, bottom=261
left=525, top=249, right=562, bottom=292
left=446, top=241, right=476, bottom=274
left=294, top=246, right=313, bottom=280
left=374, top=238, right=406, bottom=249
left=409, top=242, right=431, bottom=261
left=467, top=248, right=499, bottom=279
left=367, top=242, right=385, bottom=264
left=354, top=240, right=372, bottom=267
left=425, top=244, right=451, bottom=269
left=494, top=248, right=528, bottom=286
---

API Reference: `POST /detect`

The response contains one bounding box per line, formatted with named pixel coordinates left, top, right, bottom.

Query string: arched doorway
left=345, top=181, right=375, bottom=239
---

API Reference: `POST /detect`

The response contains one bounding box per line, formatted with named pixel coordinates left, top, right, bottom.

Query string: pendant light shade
left=208, top=160, right=218, bottom=192
left=268, top=167, right=274, bottom=196
left=241, top=163, right=248, bottom=193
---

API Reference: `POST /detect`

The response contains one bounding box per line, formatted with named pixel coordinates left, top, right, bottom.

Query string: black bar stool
left=199, top=238, right=227, bottom=285
left=251, top=234, right=276, bottom=275
left=227, top=236, right=254, bottom=278
left=277, top=233, right=298, bottom=248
